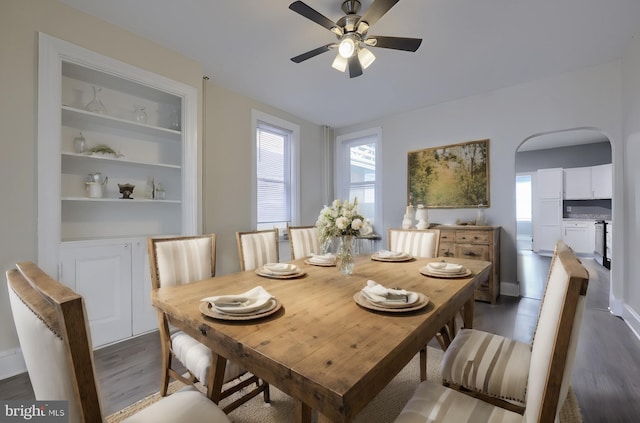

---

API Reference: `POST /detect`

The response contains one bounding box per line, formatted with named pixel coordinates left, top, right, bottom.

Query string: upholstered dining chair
left=288, top=225, right=321, bottom=259
left=395, top=245, right=589, bottom=423
left=7, top=261, right=231, bottom=423
left=148, top=234, right=269, bottom=413
left=388, top=228, right=441, bottom=258
left=438, top=241, right=577, bottom=415
left=236, top=229, right=279, bottom=271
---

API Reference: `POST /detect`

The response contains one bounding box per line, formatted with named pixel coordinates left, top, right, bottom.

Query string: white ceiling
left=60, top=0, right=640, bottom=130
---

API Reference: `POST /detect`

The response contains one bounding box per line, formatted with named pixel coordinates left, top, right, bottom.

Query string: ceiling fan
left=289, top=0, right=422, bottom=78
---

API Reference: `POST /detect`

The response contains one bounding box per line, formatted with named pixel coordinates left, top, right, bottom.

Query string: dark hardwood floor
left=2, top=255, right=640, bottom=422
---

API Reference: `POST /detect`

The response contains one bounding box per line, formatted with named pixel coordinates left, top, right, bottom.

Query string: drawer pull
left=463, top=251, right=477, bottom=257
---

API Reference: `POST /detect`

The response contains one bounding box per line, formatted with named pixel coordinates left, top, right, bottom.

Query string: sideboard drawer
left=439, top=230, right=456, bottom=243
left=455, top=244, right=490, bottom=261
left=455, top=231, right=490, bottom=244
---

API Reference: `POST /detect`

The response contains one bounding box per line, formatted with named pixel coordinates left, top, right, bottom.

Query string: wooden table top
left=152, top=255, right=490, bottom=422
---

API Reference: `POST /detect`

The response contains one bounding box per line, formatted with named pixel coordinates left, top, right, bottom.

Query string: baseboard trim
left=622, top=303, right=640, bottom=342
left=500, top=281, right=519, bottom=297
left=0, top=347, right=26, bottom=380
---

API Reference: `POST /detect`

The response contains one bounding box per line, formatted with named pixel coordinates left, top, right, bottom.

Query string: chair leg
left=262, top=382, right=271, bottom=403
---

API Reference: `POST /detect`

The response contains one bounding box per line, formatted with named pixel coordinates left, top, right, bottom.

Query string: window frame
left=335, top=127, right=382, bottom=231
left=251, top=110, right=300, bottom=232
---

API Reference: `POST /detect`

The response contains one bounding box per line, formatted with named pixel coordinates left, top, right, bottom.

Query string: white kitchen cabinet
left=534, top=168, right=563, bottom=253
left=591, top=164, right=613, bottom=199
left=563, top=164, right=612, bottom=199
left=562, top=220, right=595, bottom=255
left=563, top=167, right=592, bottom=199
left=37, top=33, right=197, bottom=346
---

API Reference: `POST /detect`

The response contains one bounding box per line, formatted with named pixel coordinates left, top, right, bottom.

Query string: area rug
left=106, top=347, right=582, bottom=422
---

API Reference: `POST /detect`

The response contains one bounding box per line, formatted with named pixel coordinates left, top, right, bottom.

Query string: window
left=252, top=110, right=299, bottom=233
left=336, top=128, right=381, bottom=231
left=516, top=174, right=532, bottom=221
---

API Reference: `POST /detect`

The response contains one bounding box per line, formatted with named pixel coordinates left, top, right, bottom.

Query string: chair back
left=288, top=225, right=321, bottom=259
left=148, top=234, right=216, bottom=289
left=236, top=229, right=279, bottom=271
left=7, top=262, right=103, bottom=423
left=523, top=247, right=589, bottom=422
left=388, top=228, right=441, bottom=257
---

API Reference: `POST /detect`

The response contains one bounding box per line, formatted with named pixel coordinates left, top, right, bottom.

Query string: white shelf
left=62, top=106, right=181, bottom=138
left=62, top=196, right=180, bottom=204
left=61, top=152, right=180, bottom=170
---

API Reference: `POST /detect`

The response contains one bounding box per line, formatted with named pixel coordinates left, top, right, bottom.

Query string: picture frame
left=408, top=139, right=489, bottom=208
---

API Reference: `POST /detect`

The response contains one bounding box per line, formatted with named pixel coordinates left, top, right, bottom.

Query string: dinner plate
left=353, top=292, right=429, bottom=313
left=370, top=253, right=413, bottom=262
left=419, top=266, right=472, bottom=278
left=255, top=267, right=306, bottom=279
left=360, top=290, right=421, bottom=309
left=304, top=258, right=336, bottom=267
left=199, top=299, right=281, bottom=320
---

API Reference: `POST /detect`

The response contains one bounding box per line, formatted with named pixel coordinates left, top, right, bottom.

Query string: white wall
left=335, top=61, right=623, bottom=298
left=622, top=34, right=640, bottom=337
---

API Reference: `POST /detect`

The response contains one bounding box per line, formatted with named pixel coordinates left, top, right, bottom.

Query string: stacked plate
left=305, top=253, right=336, bottom=266
left=256, top=263, right=305, bottom=279
left=371, top=250, right=413, bottom=262
left=200, top=286, right=281, bottom=320
left=354, top=280, right=429, bottom=312
left=420, top=261, right=472, bottom=278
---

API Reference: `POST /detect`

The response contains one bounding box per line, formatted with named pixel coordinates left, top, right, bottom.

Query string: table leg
left=295, top=400, right=313, bottom=423
left=420, top=347, right=428, bottom=381
left=207, top=353, right=228, bottom=403
left=462, top=297, right=475, bottom=329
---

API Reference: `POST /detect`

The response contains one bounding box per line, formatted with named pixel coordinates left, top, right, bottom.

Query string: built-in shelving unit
left=37, top=33, right=198, bottom=346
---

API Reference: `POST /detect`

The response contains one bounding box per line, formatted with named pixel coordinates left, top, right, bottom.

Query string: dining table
left=151, top=255, right=491, bottom=423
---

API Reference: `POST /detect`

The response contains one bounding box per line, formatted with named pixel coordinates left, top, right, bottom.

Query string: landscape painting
left=408, top=139, right=489, bottom=208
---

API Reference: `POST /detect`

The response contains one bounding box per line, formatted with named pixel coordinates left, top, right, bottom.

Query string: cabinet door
left=59, top=243, right=132, bottom=347
left=562, top=225, right=591, bottom=254
left=131, top=239, right=158, bottom=335
left=534, top=169, right=563, bottom=253
left=563, top=167, right=592, bottom=199
left=591, top=164, right=612, bottom=199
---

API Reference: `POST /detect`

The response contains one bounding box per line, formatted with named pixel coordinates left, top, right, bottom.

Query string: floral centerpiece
left=316, top=198, right=372, bottom=274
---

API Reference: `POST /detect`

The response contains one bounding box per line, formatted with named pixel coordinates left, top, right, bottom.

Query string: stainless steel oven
left=594, top=220, right=610, bottom=269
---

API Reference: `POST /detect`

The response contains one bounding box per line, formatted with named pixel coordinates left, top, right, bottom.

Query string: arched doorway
left=515, top=128, right=612, bottom=299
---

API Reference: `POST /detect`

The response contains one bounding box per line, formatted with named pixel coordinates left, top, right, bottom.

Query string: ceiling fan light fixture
left=358, top=47, right=376, bottom=69
left=338, top=35, right=357, bottom=58
left=331, top=54, right=348, bottom=72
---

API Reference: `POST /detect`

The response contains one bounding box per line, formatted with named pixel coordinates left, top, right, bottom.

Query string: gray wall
left=515, top=141, right=612, bottom=172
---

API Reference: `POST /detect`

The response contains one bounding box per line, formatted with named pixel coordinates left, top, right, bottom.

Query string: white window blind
left=256, top=122, right=292, bottom=228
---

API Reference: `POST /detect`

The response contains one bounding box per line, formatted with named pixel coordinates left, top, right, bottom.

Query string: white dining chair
left=7, top=261, right=231, bottom=423
left=288, top=225, right=321, bottom=259
left=236, top=229, right=280, bottom=271
left=388, top=228, right=441, bottom=258
left=439, top=241, right=577, bottom=414
left=395, top=244, right=589, bottom=422
left=148, top=234, right=269, bottom=412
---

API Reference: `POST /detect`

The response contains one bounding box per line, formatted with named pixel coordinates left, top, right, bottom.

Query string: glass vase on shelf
left=134, top=105, right=148, bottom=124
left=85, top=86, right=107, bottom=114
left=336, top=235, right=355, bottom=275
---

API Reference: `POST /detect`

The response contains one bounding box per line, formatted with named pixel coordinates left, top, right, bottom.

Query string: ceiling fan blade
left=348, top=55, right=363, bottom=78
left=291, top=43, right=336, bottom=63
left=289, top=1, right=339, bottom=32
left=366, top=35, right=422, bottom=52
left=358, top=0, right=401, bottom=27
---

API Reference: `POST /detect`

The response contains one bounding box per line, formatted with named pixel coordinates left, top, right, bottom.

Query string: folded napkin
left=376, top=250, right=409, bottom=258
left=361, top=280, right=418, bottom=305
left=427, top=261, right=464, bottom=273
left=308, top=253, right=336, bottom=264
left=262, top=263, right=298, bottom=275
left=201, top=286, right=274, bottom=314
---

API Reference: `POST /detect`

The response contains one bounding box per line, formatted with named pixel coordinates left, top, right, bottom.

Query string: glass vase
left=85, top=86, right=107, bottom=114
left=337, top=235, right=355, bottom=275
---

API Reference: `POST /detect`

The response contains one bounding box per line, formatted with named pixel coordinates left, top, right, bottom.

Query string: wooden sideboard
left=435, top=225, right=501, bottom=304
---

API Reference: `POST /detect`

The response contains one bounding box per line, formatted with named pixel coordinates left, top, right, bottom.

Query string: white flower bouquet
left=315, top=198, right=373, bottom=243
